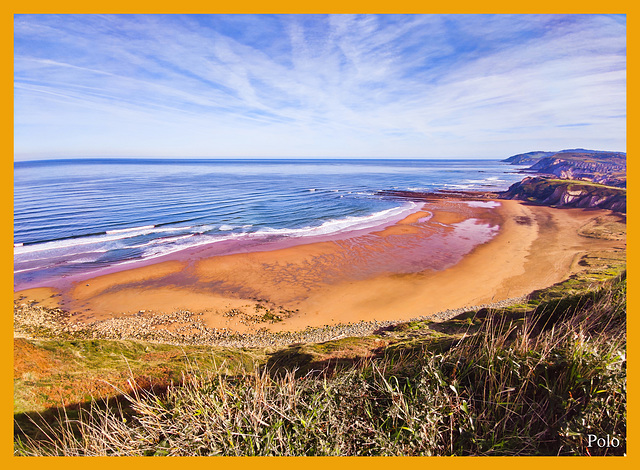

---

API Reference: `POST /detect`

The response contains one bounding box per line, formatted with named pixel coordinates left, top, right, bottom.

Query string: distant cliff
left=502, top=151, right=556, bottom=165
left=381, top=149, right=627, bottom=213
left=503, top=149, right=626, bottom=187
left=503, top=148, right=625, bottom=164
left=500, top=177, right=626, bottom=213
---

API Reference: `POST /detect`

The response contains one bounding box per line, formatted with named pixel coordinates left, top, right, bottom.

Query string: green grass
left=14, top=273, right=626, bottom=456
left=536, top=179, right=624, bottom=194
left=13, top=339, right=265, bottom=415
left=547, top=179, right=626, bottom=191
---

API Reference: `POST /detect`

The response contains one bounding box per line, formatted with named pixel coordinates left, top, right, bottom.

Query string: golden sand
left=14, top=199, right=624, bottom=334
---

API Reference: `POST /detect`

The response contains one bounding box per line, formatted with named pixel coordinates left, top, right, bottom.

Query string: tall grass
left=15, top=278, right=626, bottom=456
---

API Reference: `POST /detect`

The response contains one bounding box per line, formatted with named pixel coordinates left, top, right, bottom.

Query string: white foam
left=253, top=202, right=420, bottom=238
left=465, top=201, right=501, bottom=208
left=14, top=225, right=192, bottom=255
left=14, top=266, right=43, bottom=274
left=14, top=204, right=422, bottom=277
left=192, top=225, right=216, bottom=233
left=444, top=184, right=473, bottom=190
left=68, top=256, right=102, bottom=264
left=121, top=203, right=420, bottom=263
left=124, top=205, right=418, bottom=262
left=127, top=234, right=195, bottom=249
left=114, top=233, right=245, bottom=264
left=106, top=224, right=155, bottom=234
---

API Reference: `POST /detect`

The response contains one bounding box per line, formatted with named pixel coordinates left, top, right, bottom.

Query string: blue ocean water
left=14, top=158, right=526, bottom=288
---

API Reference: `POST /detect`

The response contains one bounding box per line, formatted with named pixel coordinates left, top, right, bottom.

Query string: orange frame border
left=3, top=3, right=634, bottom=469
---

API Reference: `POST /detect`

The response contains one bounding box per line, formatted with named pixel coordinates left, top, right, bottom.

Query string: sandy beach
left=15, top=198, right=625, bottom=335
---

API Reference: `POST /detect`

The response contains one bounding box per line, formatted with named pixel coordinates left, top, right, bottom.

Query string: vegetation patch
left=579, top=215, right=627, bottom=240
left=14, top=270, right=626, bottom=456
left=501, top=177, right=626, bottom=212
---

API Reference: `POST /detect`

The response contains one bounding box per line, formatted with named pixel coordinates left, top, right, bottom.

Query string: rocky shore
left=14, top=295, right=528, bottom=349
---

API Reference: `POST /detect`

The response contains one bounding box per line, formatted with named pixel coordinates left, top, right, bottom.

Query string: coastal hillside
left=503, top=149, right=627, bottom=187
left=503, top=148, right=626, bottom=164
left=502, top=150, right=556, bottom=164
left=500, top=177, right=626, bottom=213
left=500, top=149, right=627, bottom=210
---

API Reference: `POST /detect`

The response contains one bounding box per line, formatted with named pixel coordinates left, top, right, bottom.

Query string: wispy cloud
left=14, top=14, right=626, bottom=159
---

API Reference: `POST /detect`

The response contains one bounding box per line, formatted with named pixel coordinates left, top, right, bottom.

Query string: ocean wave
left=124, top=204, right=419, bottom=262
left=463, top=178, right=494, bottom=184
left=14, top=266, right=44, bottom=274
left=14, top=225, right=194, bottom=255
left=127, top=234, right=196, bottom=249
left=106, top=225, right=155, bottom=234
left=192, top=225, right=216, bottom=233
left=251, top=202, right=420, bottom=238
left=14, top=203, right=421, bottom=280
left=68, top=256, right=104, bottom=264
left=115, top=233, right=247, bottom=264
left=16, top=249, right=109, bottom=263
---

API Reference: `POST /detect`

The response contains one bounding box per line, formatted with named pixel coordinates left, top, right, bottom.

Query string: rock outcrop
left=500, top=177, right=626, bottom=213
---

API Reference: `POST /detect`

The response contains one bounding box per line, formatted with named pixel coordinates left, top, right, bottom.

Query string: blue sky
left=14, top=14, right=626, bottom=160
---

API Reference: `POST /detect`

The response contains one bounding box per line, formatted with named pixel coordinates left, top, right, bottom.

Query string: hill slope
left=500, top=177, right=626, bottom=213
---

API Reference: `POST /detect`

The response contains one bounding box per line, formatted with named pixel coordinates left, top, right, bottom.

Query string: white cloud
left=14, top=14, right=626, bottom=159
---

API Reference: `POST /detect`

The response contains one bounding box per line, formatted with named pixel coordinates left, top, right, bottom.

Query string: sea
left=14, top=158, right=528, bottom=290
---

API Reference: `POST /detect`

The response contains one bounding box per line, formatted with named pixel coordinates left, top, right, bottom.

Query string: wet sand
left=15, top=199, right=624, bottom=335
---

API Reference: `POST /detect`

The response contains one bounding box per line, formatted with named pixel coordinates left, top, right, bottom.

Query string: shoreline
left=14, top=196, right=625, bottom=341
left=14, top=293, right=530, bottom=348
left=13, top=200, right=424, bottom=293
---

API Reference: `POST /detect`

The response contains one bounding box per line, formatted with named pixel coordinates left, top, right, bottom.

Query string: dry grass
left=14, top=275, right=626, bottom=456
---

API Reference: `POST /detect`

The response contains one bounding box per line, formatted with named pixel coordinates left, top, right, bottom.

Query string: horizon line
left=13, top=148, right=627, bottom=164
left=14, top=155, right=507, bottom=162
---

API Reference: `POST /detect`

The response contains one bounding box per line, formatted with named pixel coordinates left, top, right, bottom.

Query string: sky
left=13, top=14, right=626, bottom=160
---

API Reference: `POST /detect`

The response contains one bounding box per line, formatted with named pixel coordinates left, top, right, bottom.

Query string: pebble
left=13, top=296, right=529, bottom=349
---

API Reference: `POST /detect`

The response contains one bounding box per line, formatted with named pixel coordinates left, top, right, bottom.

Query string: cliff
left=500, top=177, right=626, bottom=213
left=503, top=148, right=626, bottom=164
left=502, top=151, right=556, bottom=165
left=503, top=149, right=626, bottom=187
left=529, top=154, right=626, bottom=187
